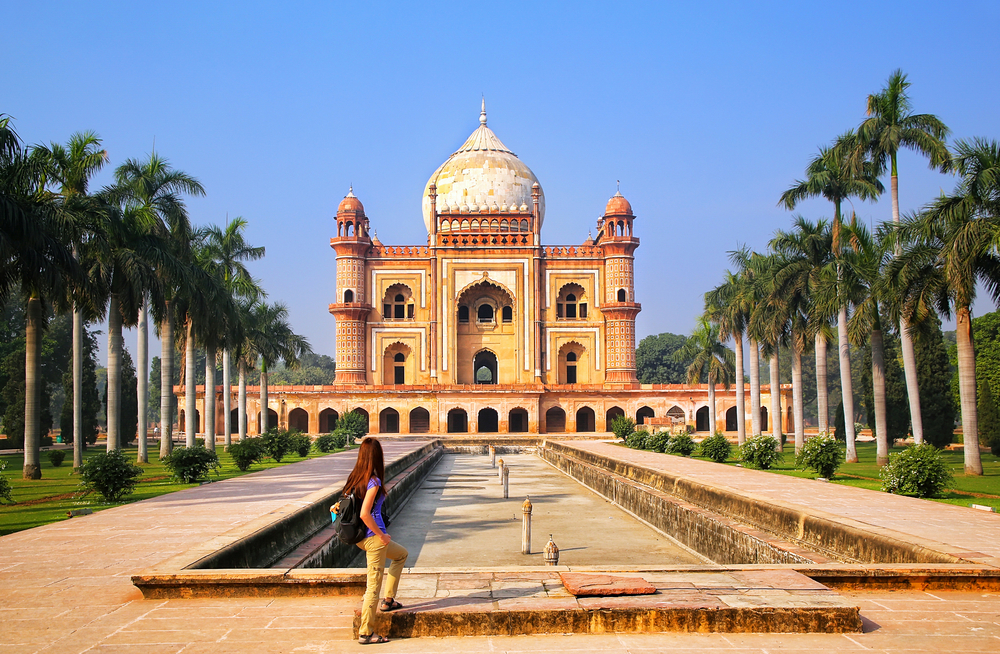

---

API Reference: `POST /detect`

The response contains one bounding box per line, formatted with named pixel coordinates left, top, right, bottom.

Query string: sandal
left=379, top=598, right=403, bottom=612
left=358, top=633, right=389, bottom=645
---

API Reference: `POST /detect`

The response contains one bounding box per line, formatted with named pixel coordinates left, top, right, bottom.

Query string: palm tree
left=677, top=316, right=735, bottom=434
left=780, top=134, right=883, bottom=459
left=0, top=117, right=82, bottom=478
left=730, top=246, right=769, bottom=435
left=35, top=132, right=107, bottom=468
left=110, top=154, right=204, bottom=459
left=706, top=270, right=753, bottom=443
left=200, top=218, right=264, bottom=447
left=769, top=218, right=834, bottom=453
left=244, top=301, right=310, bottom=434
left=890, top=138, right=1000, bottom=475
left=839, top=220, right=893, bottom=465
left=858, top=68, right=950, bottom=445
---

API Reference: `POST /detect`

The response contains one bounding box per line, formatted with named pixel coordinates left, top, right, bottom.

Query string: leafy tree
left=59, top=326, right=101, bottom=446
left=834, top=400, right=846, bottom=441
left=635, top=333, right=691, bottom=384
left=267, top=353, right=338, bottom=385
left=977, top=377, right=1000, bottom=452
left=915, top=317, right=956, bottom=448
left=970, top=311, right=1000, bottom=400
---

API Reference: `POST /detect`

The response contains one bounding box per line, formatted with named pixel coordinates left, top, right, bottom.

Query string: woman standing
left=342, top=437, right=408, bottom=645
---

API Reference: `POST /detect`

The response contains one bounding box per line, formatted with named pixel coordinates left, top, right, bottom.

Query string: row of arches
left=181, top=402, right=777, bottom=436
left=605, top=219, right=633, bottom=238
left=439, top=217, right=530, bottom=233
left=336, top=220, right=368, bottom=238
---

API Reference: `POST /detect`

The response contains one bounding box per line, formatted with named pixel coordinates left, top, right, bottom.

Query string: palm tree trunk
left=899, top=325, right=924, bottom=444
left=838, top=306, right=858, bottom=462
left=749, top=338, right=761, bottom=435
left=792, top=344, right=804, bottom=454
left=222, top=349, right=231, bottom=447
left=22, top=296, right=42, bottom=479
left=73, top=303, right=84, bottom=469
left=159, top=308, right=174, bottom=458
left=871, top=327, right=889, bottom=466
left=956, top=305, right=983, bottom=475
left=204, top=344, right=216, bottom=453
left=107, top=294, right=122, bottom=452
left=770, top=349, right=782, bottom=451
left=815, top=332, right=828, bottom=434
left=260, top=363, right=269, bottom=433
left=238, top=360, right=247, bottom=441
left=136, top=302, right=148, bottom=463
left=185, top=318, right=196, bottom=447
left=708, top=381, right=716, bottom=435
left=734, top=334, right=746, bottom=444
left=891, top=163, right=925, bottom=444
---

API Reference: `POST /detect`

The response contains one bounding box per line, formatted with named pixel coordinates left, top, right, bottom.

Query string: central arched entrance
left=477, top=408, right=498, bottom=433
left=473, top=350, right=498, bottom=385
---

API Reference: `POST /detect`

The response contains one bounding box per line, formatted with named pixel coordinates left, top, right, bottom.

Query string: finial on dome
left=480, top=96, right=487, bottom=126
left=615, top=179, right=622, bottom=196
left=347, top=184, right=355, bottom=198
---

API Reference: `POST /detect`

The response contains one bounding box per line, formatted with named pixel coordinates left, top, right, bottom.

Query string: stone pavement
left=567, top=441, right=1000, bottom=567
left=1, top=438, right=999, bottom=652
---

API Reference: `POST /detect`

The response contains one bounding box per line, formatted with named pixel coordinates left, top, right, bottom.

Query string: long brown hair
left=342, top=437, right=385, bottom=499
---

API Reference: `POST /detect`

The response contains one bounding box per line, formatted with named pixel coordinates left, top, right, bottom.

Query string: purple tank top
left=365, top=477, right=385, bottom=538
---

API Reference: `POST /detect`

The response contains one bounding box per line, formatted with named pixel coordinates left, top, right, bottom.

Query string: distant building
left=180, top=104, right=790, bottom=436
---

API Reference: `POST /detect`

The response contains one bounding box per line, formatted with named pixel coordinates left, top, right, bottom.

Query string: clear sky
left=5, top=1, right=999, bottom=361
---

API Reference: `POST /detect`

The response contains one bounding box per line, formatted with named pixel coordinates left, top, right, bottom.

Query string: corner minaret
left=600, top=189, right=641, bottom=383
left=329, top=188, right=372, bottom=385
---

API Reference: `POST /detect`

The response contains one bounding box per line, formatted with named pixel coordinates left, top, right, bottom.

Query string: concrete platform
left=2, top=437, right=1000, bottom=652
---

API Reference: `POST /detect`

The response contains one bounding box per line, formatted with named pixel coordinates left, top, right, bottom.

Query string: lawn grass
left=0, top=442, right=346, bottom=536
left=686, top=440, right=1000, bottom=511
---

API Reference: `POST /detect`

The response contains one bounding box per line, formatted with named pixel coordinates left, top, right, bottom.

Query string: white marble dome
left=422, top=102, right=545, bottom=233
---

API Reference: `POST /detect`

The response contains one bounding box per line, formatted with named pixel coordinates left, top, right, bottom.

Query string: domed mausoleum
left=180, top=105, right=790, bottom=437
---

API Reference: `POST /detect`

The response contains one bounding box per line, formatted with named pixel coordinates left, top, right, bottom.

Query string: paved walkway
left=1, top=439, right=999, bottom=652
left=566, top=441, right=1000, bottom=566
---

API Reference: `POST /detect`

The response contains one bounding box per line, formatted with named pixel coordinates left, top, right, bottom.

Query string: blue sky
left=5, top=1, right=1000, bottom=360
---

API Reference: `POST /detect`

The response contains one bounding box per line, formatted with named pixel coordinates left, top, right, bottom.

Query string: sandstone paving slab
left=560, top=572, right=657, bottom=597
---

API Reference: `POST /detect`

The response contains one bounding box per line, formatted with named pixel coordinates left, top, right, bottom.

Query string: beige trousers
left=357, top=535, right=408, bottom=637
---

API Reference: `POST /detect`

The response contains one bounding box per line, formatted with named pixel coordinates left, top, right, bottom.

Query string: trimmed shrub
left=739, top=434, right=782, bottom=470
left=796, top=433, right=844, bottom=479
left=47, top=449, right=66, bottom=467
left=332, top=427, right=350, bottom=449
left=315, top=433, right=340, bottom=453
left=0, top=461, right=13, bottom=504
left=625, top=429, right=649, bottom=450
left=78, top=449, right=143, bottom=501
left=700, top=431, right=732, bottom=463
left=164, top=445, right=221, bottom=483
left=228, top=438, right=265, bottom=472
left=666, top=431, right=696, bottom=456
left=610, top=415, right=636, bottom=441
left=880, top=444, right=953, bottom=497
left=648, top=431, right=670, bottom=453
left=289, top=431, right=312, bottom=457
left=262, top=428, right=293, bottom=462
left=338, top=411, right=368, bottom=445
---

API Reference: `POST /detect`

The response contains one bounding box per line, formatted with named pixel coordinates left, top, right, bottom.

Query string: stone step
left=351, top=569, right=862, bottom=637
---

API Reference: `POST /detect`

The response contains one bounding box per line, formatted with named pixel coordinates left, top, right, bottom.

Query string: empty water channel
left=154, top=439, right=966, bottom=587
left=359, top=452, right=706, bottom=567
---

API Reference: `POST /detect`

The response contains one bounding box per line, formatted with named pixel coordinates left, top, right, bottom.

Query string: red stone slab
left=559, top=572, right=656, bottom=597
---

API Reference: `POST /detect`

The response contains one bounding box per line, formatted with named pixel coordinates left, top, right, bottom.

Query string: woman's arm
left=360, top=482, right=390, bottom=545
